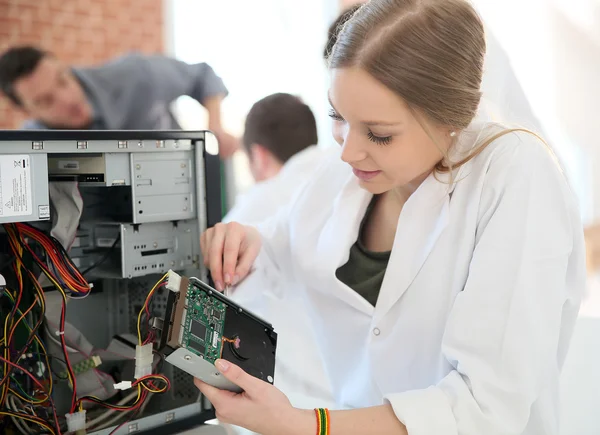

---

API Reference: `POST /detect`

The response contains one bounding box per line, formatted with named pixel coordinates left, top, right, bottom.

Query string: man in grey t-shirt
left=0, top=46, right=239, bottom=158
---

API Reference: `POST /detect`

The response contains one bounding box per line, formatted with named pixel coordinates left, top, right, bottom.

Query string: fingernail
left=215, top=359, right=230, bottom=372
left=233, top=275, right=240, bottom=285
left=224, top=273, right=231, bottom=285
left=215, top=281, right=224, bottom=291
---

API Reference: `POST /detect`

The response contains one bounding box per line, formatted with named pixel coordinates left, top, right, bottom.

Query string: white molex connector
left=134, top=343, right=153, bottom=379
left=65, top=410, right=86, bottom=433
left=166, top=269, right=182, bottom=293
left=113, top=380, right=132, bottom=390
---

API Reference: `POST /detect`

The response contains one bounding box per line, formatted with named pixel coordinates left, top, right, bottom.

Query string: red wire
left=7, top=296, right=38, bottom=351
left=0, top=355, right=63, bottom=434
left=0, top=257, right=24, bottom=407
left=142, top=282, right=166, bottom=344
left=59, top=296, right=78, bottom=414
left=0, top=355, right=50, bottom=401
left=5, top=224, right=80, bottom=412
left=14, top=223, right=90, bottom=294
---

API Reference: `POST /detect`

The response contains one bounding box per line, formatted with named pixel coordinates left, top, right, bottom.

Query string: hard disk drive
left=155, top=271, right=278, bottom=392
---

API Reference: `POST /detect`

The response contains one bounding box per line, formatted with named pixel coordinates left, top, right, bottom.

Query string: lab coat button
left=373, top=327, right=381, bottom=336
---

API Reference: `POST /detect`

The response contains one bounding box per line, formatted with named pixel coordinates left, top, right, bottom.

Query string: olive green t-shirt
left=335, top=197, right=391, bottom=306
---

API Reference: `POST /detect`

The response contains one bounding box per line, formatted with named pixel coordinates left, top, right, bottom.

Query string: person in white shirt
left=195, top=0, right=585, bottom=434
left=223, top=93, right=329, bottom=225
left=222, top=93, right=336, bottom=424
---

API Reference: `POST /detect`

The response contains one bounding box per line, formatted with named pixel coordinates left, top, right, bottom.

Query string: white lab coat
left=250, top=122, right=585, bottom=435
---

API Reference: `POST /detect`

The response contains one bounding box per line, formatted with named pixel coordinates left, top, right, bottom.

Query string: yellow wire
left=137, top=272, right=169, bottom=345
left=9, top=388, right=46, bottom=405
left=1, top=290, right=54, bottom=405
left=7, top=227, right=76, bottom=391
left=0, top=410, right=57, bottom=435
left=1, top=227, right=71, bottom=408
left=79, top=384, right=143, bottom=411
left=2, top=228, right=23, bottom=405
left=141, top=383, right=167, bottom=393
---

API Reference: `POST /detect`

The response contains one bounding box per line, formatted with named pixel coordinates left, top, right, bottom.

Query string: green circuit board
left=182, top=284, right=227, bottom=364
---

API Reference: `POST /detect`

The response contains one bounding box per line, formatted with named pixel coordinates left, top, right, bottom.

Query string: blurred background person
left=222, top=93, right=336, bottom=435
left=223, top=92, right=329, bottom=224
left=0, top=45, right=239, bottom=158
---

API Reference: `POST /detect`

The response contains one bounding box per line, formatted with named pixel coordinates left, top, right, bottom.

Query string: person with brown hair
left=223, top=93, right=325, bottom=224
left=0, top=46, right=239, bottom=158
left=195, top=1, right=585, bottom=434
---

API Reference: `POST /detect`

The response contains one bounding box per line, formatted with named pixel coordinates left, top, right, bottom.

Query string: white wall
left=474, top=1, right=600, bottom=433
left=167, top=0, right=338, bottom=198
left=168, top=0, right=337, bottom=142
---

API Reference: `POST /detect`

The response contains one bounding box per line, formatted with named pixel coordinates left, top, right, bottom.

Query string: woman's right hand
left=200, top=222, right=262, bottom=291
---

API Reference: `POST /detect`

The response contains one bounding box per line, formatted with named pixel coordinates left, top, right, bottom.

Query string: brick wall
left=0, top=0, right=164, bottom=129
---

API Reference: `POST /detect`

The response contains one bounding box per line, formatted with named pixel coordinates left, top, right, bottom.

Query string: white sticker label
left=38, top=205, right=50, bottom=219
left=58, top=160, right=80, bottom=170
left=0, top=155, right=33, bottom=217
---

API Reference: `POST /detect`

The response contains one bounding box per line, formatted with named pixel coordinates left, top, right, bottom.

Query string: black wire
left=0, top=256, right=15, bottom=273
left=108, top=391, right=147, bottom=435
left=81, top=235, right=121, bottom=276
left=0, top=261, right=45, bottom=389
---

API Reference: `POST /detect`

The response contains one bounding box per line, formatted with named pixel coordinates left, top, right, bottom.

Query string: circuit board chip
left=190, top=320, right=207, bottom=341
left=187, top=339, right=205, bottom=355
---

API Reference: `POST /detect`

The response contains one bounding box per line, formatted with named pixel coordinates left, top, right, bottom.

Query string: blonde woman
left=196, top=0, right=586, bottom=434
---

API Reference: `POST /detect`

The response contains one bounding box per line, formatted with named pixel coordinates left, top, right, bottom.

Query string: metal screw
left=181, top=163, right=187, bottom=168
left=184, top=355, right=191, bottom=361
left=135, top=164, right=141, bottom=170
left=153, top=242, right=158, bottom=248
left=171, top=261, right=175, bottom=267
left=267, top=376, right=274, bottom=383
left=137, top=141, right=143, bottom=148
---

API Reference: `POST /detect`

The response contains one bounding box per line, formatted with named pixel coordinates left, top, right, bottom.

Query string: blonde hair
left=328, top=0, right=524, bottom=175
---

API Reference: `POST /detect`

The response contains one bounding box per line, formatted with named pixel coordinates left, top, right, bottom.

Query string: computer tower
left=0, top=130, right=223, bottom=434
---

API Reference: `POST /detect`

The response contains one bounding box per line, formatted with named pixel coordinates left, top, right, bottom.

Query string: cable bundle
left=73, top=272, right=171, bottom=434
left=0, top=225, right=171, bottom=434
left=7, top=223, right=91, bottom=297
left=0, top=287, right=62, bottom=432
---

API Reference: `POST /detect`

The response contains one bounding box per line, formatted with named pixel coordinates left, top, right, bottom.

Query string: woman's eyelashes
left=328, top=109, right=344, bottom=121
left=329, top=109, right=393, bottom=146
left=367, top=131, right=392, bottom=146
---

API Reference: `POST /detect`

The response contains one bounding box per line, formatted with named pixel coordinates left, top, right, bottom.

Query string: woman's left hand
left=194, top=359, right=313, bottom=435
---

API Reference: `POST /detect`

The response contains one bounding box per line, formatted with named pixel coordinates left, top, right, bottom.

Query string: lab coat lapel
left=375, top=174, right=451, bottom=318
left=375, top=130, right=477, bottom=318
left=317, top=175, right=374, bottom=315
